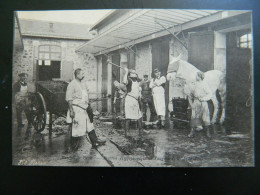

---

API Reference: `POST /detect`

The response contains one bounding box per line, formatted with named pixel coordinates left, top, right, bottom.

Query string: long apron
left=190, top=100, right=210, bottom=127
left=125, top=81, right=142, bottom=120
left=66, top=89, right=94, bottom=137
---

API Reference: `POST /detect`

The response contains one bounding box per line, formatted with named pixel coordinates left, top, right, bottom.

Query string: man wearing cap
left=13, top=73, right=33, bottom=134
left=149, top=68, right=167, bottom=128
left=139, top=74, right=156, bottom=122
left=123, top=68, right=149, bottom=136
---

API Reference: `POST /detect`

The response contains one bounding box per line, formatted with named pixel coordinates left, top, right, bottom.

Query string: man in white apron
left=123, top=68, right=150, bottom=136
left=66, top=68, right=106, bottom=149
left=149, top=68, right=167, bottom=128
left=184, top=72, right=212, bottom=138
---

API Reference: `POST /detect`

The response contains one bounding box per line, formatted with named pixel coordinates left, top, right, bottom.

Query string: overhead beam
left=93, top=10, right=250, bottom=56
left=154, top=19, right=187, bottom=49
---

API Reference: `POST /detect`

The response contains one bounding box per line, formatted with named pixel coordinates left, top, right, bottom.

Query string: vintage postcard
left=12, top=9, right=254, bottom=167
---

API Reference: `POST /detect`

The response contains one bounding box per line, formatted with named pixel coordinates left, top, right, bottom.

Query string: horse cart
left=29, top=80, right=110, bottom=134
left=29, top=80, right=69, bottom=134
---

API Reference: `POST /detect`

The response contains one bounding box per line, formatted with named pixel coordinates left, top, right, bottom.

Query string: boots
left=71, top=137, right=80, bottom=151
left=138, top=118, right=150, bottom=135
left=188, top=128, right=195, bottom=138
left=88, top=130, right=106, bottom=148
left=157, top=117, right=161, bottom=129
left=161, top=120, right=166, bottom=128
left=125, top=119, right=130, bottom=136
left=205, top=126, right=211, bottom=138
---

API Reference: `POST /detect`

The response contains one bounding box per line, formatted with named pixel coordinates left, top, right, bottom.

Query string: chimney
left=49, top=22, right=54, bottom=32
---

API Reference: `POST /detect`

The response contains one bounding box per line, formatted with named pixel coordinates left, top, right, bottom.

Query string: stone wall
left=168, top=37, right=188, bottom=101
left=12, top=37, right=98, bottom=94
left=13, top=39, right=34, bottom=83
left=135, top=42, right=152, bottom=79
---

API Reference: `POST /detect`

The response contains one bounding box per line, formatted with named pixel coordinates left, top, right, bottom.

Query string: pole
left=154, top=19, right=188, bottom=49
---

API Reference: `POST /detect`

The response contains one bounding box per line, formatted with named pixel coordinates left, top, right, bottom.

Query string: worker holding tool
left=66, top=68, right=106, bottom=149
left=123, top=67, right=150, bottom=136
left=113, top=80, right=127, bottom=116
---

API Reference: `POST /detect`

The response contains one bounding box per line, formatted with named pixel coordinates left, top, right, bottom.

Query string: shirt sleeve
left=149, top=79, right=155, bottom=88
left=65, top=82, right=74, bottom=102
left=157, top=76, right=166, bottom=86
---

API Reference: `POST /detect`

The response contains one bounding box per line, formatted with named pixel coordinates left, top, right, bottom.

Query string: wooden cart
left=31, top=81, right=68, bottom=133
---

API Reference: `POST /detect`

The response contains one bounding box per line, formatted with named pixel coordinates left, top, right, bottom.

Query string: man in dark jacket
left=139, top=75, right=156, bottom=122
left=13, top=73, right=33, bottom=133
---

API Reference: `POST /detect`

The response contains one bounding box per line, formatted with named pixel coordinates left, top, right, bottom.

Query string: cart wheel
left=31, top=92, right=47, bottom=132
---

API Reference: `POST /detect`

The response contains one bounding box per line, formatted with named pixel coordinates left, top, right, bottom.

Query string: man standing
left=149, top=68, right=167, bottom=128
left=139, top=75, right=156, bottom=122
left=13, top=73, right=33, bottom=135
left=66, top=68, right=106, bottom=149
left=123, top=68, right=149, bottom=136
left=113, top=80, right=127, bottom=117
left=184, top=72, right=212, bottom=138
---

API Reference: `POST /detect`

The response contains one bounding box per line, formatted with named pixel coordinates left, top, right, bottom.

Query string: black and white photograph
left=12, top=9, right=254, bottom=167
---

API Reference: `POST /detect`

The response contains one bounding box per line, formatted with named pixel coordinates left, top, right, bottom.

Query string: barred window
left=238, top=33, right=252, bottom=48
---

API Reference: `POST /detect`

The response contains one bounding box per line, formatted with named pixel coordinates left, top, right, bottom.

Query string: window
left=38, top=45, right=61, bottom=60
left=37, top=45, right=62, bottom=81
left=238, top=33, right=252, bottom=48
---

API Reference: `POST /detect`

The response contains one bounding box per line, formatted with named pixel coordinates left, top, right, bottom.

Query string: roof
left=76, top=9, right=250, bottom=56
left=19, top=19, right=94, bottom=40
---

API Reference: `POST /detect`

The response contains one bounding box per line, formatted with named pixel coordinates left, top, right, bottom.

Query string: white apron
left=152, top=79, right=166, bottom=117
left=153, top=93, right=166, bottom=116
left=66, top=88, right=94, bottom=137
left=125, top=81, right=142, bottom=120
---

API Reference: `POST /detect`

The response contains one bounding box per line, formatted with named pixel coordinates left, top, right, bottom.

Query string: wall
left=12, top=37, right=98, bottom=94
left=135, top=42, right=152, bottom=79
left=214, top=32, right=226, bottom=73
left=13, top=39, right=34, bottom=83
left=168, top=37, right=188, bottom=103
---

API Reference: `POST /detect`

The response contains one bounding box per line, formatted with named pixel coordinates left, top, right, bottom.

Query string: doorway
left=37, top=60, right=61, bottom=81
left=226, top=31, right=252, bottom=132
left=151, top=37, right=170, bottom=116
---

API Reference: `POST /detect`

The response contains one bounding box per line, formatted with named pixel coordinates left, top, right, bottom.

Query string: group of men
left=116, top=67, right=167, bottom=136
left=14, top=66, right=212, bottom=150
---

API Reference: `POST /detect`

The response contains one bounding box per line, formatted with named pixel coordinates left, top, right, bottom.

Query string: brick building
left=13, top=14, right=98, bottom=94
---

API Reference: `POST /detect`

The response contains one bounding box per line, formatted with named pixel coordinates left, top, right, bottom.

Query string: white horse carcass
left=167, top=55, right=226, bottom=124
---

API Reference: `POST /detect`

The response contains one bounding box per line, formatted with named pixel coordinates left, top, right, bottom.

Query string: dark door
left=152, top=37, right=169, bottom=115
left=38, top=60, right=61, bottom=81
left=188, top=31, right=214, bottom=72
left=102, top=55, right=108, bottom=112
left=226, top=47, right=252, bottom=132
left=112, top=53, right=121, bottom=113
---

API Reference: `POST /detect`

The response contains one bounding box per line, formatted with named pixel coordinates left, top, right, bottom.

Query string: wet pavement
left=12, top=114, right=254, bottom=167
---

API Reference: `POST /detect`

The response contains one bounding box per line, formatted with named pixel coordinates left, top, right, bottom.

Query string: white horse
left=167, top=55, right=226, bottom=124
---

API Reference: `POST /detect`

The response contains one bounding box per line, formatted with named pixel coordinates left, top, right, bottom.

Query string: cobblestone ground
left=12, top=115, right=254, bottom=167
